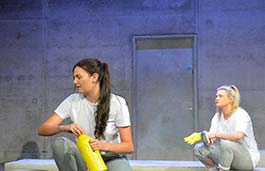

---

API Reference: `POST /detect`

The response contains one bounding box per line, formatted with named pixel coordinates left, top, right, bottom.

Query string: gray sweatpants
left=51, top=137, right=132, bottom=171
left=194, top=139, right=254, bottom=171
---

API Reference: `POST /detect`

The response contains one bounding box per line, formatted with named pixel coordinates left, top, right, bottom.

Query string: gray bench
left=5, top=158, right=265, bottom=171
left=5, top=159, right=206, bottom=171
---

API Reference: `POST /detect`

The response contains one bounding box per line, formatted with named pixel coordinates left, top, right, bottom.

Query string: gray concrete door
left=133, top=36, right=196, bottom=160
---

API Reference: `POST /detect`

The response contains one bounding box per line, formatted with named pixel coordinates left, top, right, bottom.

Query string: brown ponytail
left=95, top=62, right=111, bottom=139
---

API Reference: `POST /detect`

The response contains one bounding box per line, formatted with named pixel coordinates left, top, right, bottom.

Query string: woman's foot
left=208, top=167, right=218, bottom=171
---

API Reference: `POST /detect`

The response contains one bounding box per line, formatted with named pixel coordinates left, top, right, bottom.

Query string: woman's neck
left=84, top=86, right=100, bottom=103
left=221, top=105, right=233, bottom=120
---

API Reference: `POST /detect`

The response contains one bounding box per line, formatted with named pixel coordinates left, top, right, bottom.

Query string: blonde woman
left=184, top=85, right=260, bottom=171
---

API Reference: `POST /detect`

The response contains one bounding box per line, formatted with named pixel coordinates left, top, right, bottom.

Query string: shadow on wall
left=17, top=141, right=40, bottom=160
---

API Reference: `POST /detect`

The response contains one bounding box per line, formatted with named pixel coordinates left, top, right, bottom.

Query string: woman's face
left=215, top=89, right=233, bottom=108
left=73, top=66, right=98, bottom=94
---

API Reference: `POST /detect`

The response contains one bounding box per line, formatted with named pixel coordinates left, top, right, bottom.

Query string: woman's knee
left=106, top=158, right=132, bottom=171
left=51, top=137, right=67, bottom=151
left=51, top=137, right=78, bottom=155
left=194, top=143, right=208, bottom=158
left=219, top=141, right=235, bottom=153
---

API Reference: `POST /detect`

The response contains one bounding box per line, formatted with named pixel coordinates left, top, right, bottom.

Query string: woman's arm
left=208, top=131, right=245, bottom=141
left=90, top=126, right=134, bottom=154
left=38, top=112, right=86, bottom=136
left=38, top=112, right=65, bottom=136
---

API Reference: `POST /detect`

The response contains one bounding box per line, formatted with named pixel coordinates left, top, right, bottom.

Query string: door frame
left=131, top=34, right=198, bottom=159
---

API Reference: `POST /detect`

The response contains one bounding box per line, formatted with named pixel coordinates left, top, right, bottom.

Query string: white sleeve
left=115, top=97, right=131, bottom=127
left=209, top=113, right=219, bottom=132
left=54, top=95, right=73, bottom=119
left=235, top=109, right=249, bottom=135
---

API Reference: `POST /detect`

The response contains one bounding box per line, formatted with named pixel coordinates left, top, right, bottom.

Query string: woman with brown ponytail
left=38, top=58, right=134, bottom=171
left=184, top=85, right=260, bottom=171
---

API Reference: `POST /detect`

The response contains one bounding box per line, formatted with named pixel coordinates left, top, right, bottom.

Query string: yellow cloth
left=184, top=132, right=202, bottom=145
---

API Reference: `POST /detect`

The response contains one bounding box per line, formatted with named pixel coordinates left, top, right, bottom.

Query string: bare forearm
left=89, top=127, right=134, bottom=154
left=101, top=142, right=134, bottom=154
left=38, top=124, right=66, bottom=136
left=214, top=131, right=244, bottom=141
left=38, top=112, right=67, bottom=136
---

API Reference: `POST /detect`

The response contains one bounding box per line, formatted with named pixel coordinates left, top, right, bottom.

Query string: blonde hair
left=217, top=84, right=240, bottom=113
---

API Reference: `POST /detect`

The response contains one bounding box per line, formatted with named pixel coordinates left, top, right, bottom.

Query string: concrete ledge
left=5, top=160, right=58, bottom=171
left=5, top=159, right=206, bottom=171
left=5, top=159, right=265, bottom=171
left=130, top=160, right=205, bottom=171
left=6, top=170, right=47, bottom=171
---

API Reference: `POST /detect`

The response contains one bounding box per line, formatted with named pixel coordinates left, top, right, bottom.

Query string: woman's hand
left=89, top=138, right=107, bottom=151
left=88, top=126, right=134, bottom=154
left=207, top=132, right=217, bottom=139
left=62, top=123, right=85, bottom=136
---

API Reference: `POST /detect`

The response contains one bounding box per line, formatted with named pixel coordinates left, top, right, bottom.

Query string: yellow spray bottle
left=77, top=134, right=107, bottom=171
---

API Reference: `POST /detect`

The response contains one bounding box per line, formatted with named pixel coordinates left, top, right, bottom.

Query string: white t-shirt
left=55, top=93, right=131, bottom=144
left=209, top=107, right=260, bottom=167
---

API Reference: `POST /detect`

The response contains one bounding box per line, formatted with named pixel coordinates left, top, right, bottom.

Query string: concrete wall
left=0, top=0, right=264, bottom=162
